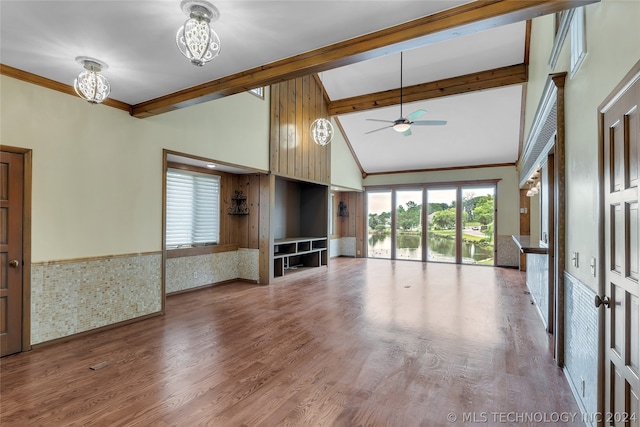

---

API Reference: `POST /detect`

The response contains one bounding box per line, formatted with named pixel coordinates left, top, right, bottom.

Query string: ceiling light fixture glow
left=73, top=56, right=110, bottom=104
left=393, top=121, right=411, bottom=133
left=176, top=0, right=221, bottom=67
left=311, top=118, right=334, bottom=146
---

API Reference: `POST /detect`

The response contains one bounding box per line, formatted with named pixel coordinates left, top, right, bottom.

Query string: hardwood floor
left=1, top=258, right=581, bottom=426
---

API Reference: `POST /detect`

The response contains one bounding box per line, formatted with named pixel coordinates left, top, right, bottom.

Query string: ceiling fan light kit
left=176, top=0, right=221, bottom=67
left=392, top=121, right=411, bottom=133
left=73, top=56, right=110, bottom=104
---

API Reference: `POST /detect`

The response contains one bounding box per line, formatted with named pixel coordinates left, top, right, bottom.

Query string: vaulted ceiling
left=0, top=1, right=597, bottom=176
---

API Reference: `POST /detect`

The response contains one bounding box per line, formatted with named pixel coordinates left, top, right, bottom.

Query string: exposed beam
left=329, top=64, right=528, bottom=116
left=132, top=0, right=599, bottom=118
left=0, top=64, right=132, bottom=113
left=365, top=163, right=517, bottom=178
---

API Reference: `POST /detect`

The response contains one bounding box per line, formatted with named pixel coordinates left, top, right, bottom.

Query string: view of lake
left=368, top=233, right=494, bottom=264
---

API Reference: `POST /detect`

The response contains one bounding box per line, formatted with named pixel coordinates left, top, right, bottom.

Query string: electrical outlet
left=193, top=272, right=198, bottom=279
left=572, top=252, right=579, bottom=268
left=590, top=257, right=596, bottom=277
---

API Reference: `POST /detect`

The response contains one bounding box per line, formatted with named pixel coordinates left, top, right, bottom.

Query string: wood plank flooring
left=1, top=258, right=581, bottom=426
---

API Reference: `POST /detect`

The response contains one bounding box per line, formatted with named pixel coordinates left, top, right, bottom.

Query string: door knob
left=8, top=259, right=20, bottom=268
left=594, top=295, right=610, bottom=308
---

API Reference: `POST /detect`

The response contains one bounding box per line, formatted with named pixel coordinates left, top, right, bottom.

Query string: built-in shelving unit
left=273, top=237, right=327, bottom=277
left=272, top=176, right=329, bottom=279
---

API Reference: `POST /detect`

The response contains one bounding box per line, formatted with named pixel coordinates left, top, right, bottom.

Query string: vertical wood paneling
left=333, top=191, right=365, bottom=257
left=295, top=78, right=303, bottom=177
left=234, top=175, right=248, bottom=248
left=258, top=174, right=274, bottom=284
left=270, top=86, right=280, bottom=173
left=302, top=76, right=311, bottom=179
left=225, top=174, right=238, bottom=245
left=226, top=173, right=262, bottom=250
left=320, top=85, right=330, bottom=184
left=219, top=173, right=231, bottom=245
left=279, top=83, right=288, bottom=174
left=287, top=80, right=296, bottom=176
left=308, top=80, right=317, bottom=182
left=269, top=75, right=330, bottom=184
left=248, top=175, right=261, bottom=249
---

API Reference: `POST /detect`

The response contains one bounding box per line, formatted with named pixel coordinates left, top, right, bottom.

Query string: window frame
left=569, top=6, right=587, bottom=78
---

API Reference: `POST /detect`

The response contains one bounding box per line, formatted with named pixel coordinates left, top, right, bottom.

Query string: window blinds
left=166, top=168, right=220, bottom=248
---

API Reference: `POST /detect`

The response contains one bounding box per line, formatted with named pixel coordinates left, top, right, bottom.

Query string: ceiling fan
left=366, top=52, right=447, bottom=136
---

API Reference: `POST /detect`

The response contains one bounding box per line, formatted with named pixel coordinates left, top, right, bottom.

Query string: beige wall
left=330, top=118, right=363, bottom=191
left=363, top=165, right=520, bottom=236
left=525, top=0, right=640, bottom=290
left=1, top=75, right=270, bottom=262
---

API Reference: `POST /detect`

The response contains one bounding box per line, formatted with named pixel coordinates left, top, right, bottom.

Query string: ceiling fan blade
left=366, top=118, right=394, bottom=123
left=403, top=128, right=412, bottom=136
left=406, top=109, right=426, bottom=121
left=412, top=120, right=447, bottom=126
left=365, top=125, right=392, bottom=134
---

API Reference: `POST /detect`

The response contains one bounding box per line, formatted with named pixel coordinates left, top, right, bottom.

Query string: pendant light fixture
left=73, top=56, right=110, bottom=104
left=176, top=0, right=221, bottom=67
left=311, top=117, right=334, bottom=146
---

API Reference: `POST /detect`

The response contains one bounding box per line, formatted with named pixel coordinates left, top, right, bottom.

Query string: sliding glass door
left=395, top=190, right=423, bottom=261
left=366, top=182, right=496, bottom=265
left=367, top=191, right=392, bottom=258
left=426, top=188, right=458, bottom=263
left=461, top=186, right=495, bottom=265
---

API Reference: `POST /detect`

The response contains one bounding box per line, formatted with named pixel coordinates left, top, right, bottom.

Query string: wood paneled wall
left=226, top=174, right=262, bottom=249
left=270, top=75, right=331, bottom=184
left=335, top=191, right=366, bottom=258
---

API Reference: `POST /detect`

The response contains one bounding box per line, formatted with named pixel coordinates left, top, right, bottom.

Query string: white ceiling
left=0, top=0, right=529, bottom=175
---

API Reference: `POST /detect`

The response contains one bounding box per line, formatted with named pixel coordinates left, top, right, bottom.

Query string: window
left=569, top=7, right=586, bottom=78
left=166, top=168, right=220, bottom=248
left=249, top=87, right=264, bottom=99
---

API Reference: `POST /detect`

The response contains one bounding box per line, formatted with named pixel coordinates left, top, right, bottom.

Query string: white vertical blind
left=166, top=168, right=220, bottom=248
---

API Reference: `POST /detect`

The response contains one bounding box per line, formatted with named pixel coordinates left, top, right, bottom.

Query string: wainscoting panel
left=31, top=253, right=162, bottom=345
left=496, top=235, right=520, bottom=267
left=330, top=237, right=357, bottom=258
left=166, top=251, right=239, bottom=294
left=564, top=272, right=598, bottom=426
left=238, top=248, right=259, bottom=282
left=526, top=253, right=549, bottom=327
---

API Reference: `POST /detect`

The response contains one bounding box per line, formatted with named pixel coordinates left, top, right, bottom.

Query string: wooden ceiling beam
left=131, top=0, right=598, bottom=118
left=329, top=63, right=528, bottom=116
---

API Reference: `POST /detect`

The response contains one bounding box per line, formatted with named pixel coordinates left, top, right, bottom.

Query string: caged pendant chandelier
left=73, top=56, right=110, bottom=104
left=176, top=0, right=221, bottom=67
left=310, top=117, right=334, bottom=146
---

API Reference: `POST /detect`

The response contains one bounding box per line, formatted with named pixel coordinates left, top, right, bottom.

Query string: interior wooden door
left=602, top=68, right=639, bottom=426
left=0, top=151, right=24, bottom=357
